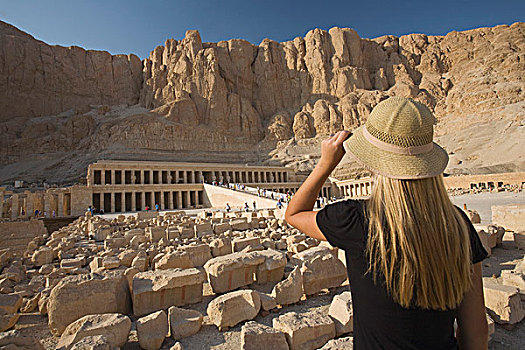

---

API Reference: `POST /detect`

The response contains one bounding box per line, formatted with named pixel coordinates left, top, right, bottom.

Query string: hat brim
left=343, top=126, right=449, bottom=179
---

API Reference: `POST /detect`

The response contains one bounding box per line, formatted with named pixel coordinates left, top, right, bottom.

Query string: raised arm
left=456, top=262, right=488, bottom=349
left=285, top=130, right=350, bottom=241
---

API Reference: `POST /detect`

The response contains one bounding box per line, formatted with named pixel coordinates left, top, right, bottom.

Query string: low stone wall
left=203, top=184, right=279, bottom=210
left=0, top=220, right=47, bottom=256
left=492, top=204, right=525, bottom=232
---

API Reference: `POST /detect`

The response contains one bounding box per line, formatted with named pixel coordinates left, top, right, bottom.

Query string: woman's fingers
left=334, top=130, right=351, bottom=144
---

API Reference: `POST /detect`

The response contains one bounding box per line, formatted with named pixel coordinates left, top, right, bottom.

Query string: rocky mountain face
left=0, top=20, right=523, bottom=184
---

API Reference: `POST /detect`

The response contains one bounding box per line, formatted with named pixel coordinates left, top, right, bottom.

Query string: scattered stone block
left=155, top=251, right=193, bottom=270
left=132, top=268, right=206, bottom=316
left=207, top=290, right=261, bottom=330
left=487, top=314, right=495, bottom=342
left=56, top=313, right=131, bottom=349
left=514, top=231, right=525, bottom=250
left=32, top=247, right=54, bottom=266
left=318, top=336, right=354, bottom=350
left=273, top=310, right=336, bottom=350
left=210, top=237, right=232, bottom=257
left=231, top=219, right=250, bottom=231
left=0, top=330, right=44, bottom=350
left=0, top=313, right=19, bottom=332
left=233, top=237, right=261, bottom=252
left=47, top=272, right=131, bottom=335
left=131, top=251, right=148, bottom=271
left=254, top=249, right=286, bottom=284
left=178, top=244, right=212, bottom=267
left=194, top=222, right=213, bottom=238
left=297, top=248, right=347, bottom=295
left=328, top=291, right=353, bottom=336
left=136, top=310, right=168, bottom=350
left=168, top=306, right=203, bottom=340
left=272, top=265, right=303, bottom=306
left=257, top=292, right=277, bottom=311
left=204, top=251, right=265, bottom=293
left=146, top=227, right=166, bottom=242
left=500, top=270, right=525, bottom=300
left=483, top=278, right=525, bottom=324
left=213, top=223, right=232, bottom=235
left=102, top=256, right=120, bottom=270
left=241, top=321, right=289, bottom=350
left=70, top=335, right=111, bottom=350
left=0, top=293, right=23, bottom=314
left=492, top=204, right=525, bottom=232
left=104, top=237, right=126, bottom=250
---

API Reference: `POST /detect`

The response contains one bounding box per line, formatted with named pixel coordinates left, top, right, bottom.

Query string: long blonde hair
left=366, top=174, right=472, bottom=310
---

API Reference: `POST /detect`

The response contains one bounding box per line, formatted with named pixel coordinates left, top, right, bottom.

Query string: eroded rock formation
left=0, top=20, right=523, bottom=183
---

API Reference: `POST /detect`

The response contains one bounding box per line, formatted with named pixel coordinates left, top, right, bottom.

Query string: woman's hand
left=318, top=130, right=351, bottom=170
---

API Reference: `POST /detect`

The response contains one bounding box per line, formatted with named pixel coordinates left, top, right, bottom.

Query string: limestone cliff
left=0, top=20, right=523, bottom=184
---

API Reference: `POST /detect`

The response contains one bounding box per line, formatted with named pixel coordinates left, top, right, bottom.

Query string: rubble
left=56, top=313, right=131, bottom=349
left=168, top=306, right=203, bottom=340
left=273, top=310, right=336, bottom=350
left=483, top=278, right=525, bottom=324
left=132, top=267, right=206, bottom=316
left=328, top=291, right=353, bottom=336
left=136, top=310, right=168, bottom=350
left=240, top=321, right=289, bottom=350
left=207, top=289, right=261, bottom=330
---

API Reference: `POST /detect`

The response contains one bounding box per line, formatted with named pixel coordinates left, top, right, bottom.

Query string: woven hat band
left=362, top=125, right=434, bottom=155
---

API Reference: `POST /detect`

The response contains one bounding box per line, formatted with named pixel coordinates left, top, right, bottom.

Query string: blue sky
left=0, top=0, right=523, bottom=59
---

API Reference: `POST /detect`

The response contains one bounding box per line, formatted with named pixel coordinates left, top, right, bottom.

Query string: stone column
left=149, top=171, right=153, bottom=185
left=140, top=170, right=145, bottom=184
left=183, top=171, right=187, bottom=184
left=101, top=170, right=106, bottom=185
left=169, top=192, right=174, bottom=209
left=167, top=172, right=172, bottom=184
left=11, top=194, right=19, bottom=219
left=0, top=187, right=4, bottom=218
left=131, top=191, right=136, bottom=211
left=177, top=191, right=183, bottom=209
left=121, top=171, right=125, bottom=185
left=262, top=172, right=267, bottom=183
left=190, top=171, right=195, bottom=184
left=141, top=192, right=146, bottom=210
left=175, top=171, right=179, bottom=184
left=110, top=193, right=115, bottom=213
left=99, top=192, right=105, bottom=212
left=186, top=191, right=191, bottom=208
left=57, top=192, right=64, bottom=217
left=110, top=170, right=115, bottom=185
left=160, top=191, right=165, bottom=210
left=195, top=191, right=200, bottom=205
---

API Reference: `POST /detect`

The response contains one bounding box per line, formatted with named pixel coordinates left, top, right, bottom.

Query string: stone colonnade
left=337, top=179, right=373, bottom=198
left=0, top=188, right=71, bottom=219
left=88, top=166, right=290, bottom=187
left=91, top=187, right=204, bottom=213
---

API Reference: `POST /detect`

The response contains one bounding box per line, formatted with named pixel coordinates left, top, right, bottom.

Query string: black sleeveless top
left=316, top=200, right=488, bottom=350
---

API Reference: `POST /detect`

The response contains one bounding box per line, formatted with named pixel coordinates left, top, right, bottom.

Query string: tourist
left=252, top=201, right=256, bottom=211
left=244, top=202, right=250, bottom=212
left=52, top=210, right=56, bottom=217
left=276, top=199, right=283, bottom=210
left=34, top=209, right=39, bottom=217
left=284, top=97, right=488, bottom=349
left=225, top=203, right=231, bottom=212
left=145, top=205, right=149, bottom=211
left=155, top=203, right=159, bottom=212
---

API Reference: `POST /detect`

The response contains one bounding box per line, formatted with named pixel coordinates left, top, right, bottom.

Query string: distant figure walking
left=244, top=202, right=250, bottom=212
left=155, top=203, right=159, bottom=212
left=276, top=199, right=283, bottom=210
left=253, top=201, right=257, bottom=211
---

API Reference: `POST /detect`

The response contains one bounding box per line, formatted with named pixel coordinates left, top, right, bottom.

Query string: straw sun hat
left=343, top=96, right=449, bottom=179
